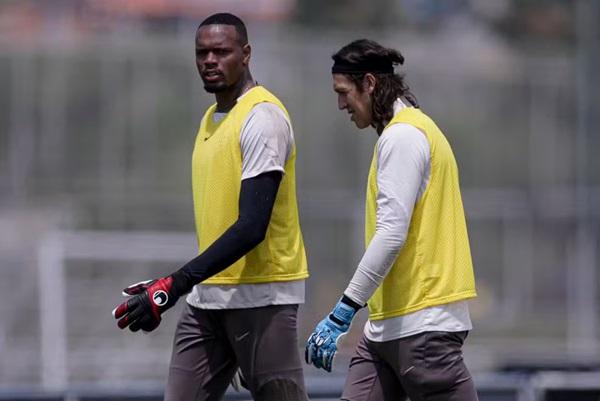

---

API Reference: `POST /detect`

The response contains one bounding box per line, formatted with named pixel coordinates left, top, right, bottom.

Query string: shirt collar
left=392, top=98, right=408, bottom=115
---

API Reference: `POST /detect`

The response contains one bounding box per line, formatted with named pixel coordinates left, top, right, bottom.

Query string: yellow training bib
left=366, top=107, right=476, bottom=320
left=191, top=86, right=308, bottom=284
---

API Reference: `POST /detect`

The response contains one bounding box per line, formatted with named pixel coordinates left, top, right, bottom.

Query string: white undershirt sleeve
left=344, top=123, right=430, bottom=306
left=240, top=102, right=293, bottom=180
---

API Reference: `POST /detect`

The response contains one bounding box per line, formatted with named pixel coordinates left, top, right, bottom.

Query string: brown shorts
left=341, top=331, right=478, bottom=401
left=164, top=303, right=308, bottom=401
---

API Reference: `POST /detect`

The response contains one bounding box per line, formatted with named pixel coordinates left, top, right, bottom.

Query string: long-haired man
left=306, top=39, right=478, bottom=401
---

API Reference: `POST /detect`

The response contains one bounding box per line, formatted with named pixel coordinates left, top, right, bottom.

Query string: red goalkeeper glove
left=112, top=276, right=180, bottom=333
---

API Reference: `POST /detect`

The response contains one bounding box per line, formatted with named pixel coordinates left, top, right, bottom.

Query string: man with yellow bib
left=113, top=13, right=309, bottom=401
left=305, top=39, right=478, bottom=401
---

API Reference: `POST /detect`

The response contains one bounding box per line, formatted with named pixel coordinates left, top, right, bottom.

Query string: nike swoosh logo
left=402, top=366, right=415, bottom=375
left=235, top=332, right=250, bottom=342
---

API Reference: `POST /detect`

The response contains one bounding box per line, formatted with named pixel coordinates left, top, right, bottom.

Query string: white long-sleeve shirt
left=344, top=99, right=472, bottom=342
left=187, top=100, right=304, bottom=309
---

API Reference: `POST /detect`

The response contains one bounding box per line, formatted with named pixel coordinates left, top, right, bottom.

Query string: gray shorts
left=341, top=331, right=478, bottom=401
left=164, top=303, right=308, bottom=401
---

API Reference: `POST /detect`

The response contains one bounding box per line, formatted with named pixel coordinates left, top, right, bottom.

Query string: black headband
left=331, top=59, right=394, bottom=74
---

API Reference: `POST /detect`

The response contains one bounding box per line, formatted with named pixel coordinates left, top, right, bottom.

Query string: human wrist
left=329, top=296, right=359, bottom=327
left=169, top=270, right=193, bottom=298
left=341, top=294, right=364, bottom=311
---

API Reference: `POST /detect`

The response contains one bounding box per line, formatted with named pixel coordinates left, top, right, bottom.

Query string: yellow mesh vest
left=366, top=107, right=476, bottom=320
left=192, top=86, right=308, bottom=284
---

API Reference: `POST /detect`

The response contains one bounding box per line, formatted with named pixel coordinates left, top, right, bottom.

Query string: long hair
left=332, top=39, right=418, bottom=133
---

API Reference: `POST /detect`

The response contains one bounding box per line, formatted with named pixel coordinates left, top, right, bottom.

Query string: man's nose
left=337, top=97, right=346, bottom=110
left=204, top=52, right=217, bottom=65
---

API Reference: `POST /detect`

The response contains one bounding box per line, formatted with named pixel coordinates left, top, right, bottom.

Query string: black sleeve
left=170, top=171, right=283, bottom=295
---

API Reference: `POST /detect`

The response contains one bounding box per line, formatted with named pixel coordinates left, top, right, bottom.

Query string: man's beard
left=203, top=81, right=228, bottom=94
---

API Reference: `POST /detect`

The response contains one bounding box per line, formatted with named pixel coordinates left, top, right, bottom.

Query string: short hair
left=199, top=13, right=248, bottom=45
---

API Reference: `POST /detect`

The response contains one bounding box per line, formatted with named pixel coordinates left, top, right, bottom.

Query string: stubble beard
left=203, top=82, right=228, bottom=94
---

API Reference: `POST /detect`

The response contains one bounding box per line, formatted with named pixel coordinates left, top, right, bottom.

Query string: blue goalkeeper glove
left=305, top=297, right=359, bottom=372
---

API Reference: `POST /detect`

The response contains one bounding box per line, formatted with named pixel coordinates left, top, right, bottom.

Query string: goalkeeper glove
left=112, top=276, right=182, bottom=333
left=305, top=297, right=359, bottom=372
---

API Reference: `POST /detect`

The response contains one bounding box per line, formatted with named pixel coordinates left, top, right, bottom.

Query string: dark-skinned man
left=113, top=13, right=309, bottom=401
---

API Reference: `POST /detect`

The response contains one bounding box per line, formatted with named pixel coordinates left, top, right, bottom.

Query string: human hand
left=112, top=276, right=179, bottom=332
left=305, top=298, right=358, bottom=372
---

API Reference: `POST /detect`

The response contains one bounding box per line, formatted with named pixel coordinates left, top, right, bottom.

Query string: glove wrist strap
left=330, top=297, right=359, bottom=327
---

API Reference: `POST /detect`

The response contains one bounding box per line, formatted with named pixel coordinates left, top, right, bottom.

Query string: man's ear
left=363, top=73, right=377, bottom=95
left=242, top=44, right=251, bottom=66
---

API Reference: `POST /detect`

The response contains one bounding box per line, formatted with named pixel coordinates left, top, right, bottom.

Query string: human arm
left=113, top=102, right=293, bottom=332
left=343, top=123, right=429, bottom=305
left=175, top=102, right=293, bottom=287
left=305, top=123, right=430, bottom=370
left=113, top=171, right=282, bottom=332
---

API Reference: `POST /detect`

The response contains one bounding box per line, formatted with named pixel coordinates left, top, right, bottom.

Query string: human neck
left=215, top=71, right=255, bottom=113
left=375, top=99, right=405, bottom=135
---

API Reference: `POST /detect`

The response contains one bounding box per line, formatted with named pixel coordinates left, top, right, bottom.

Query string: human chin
left=352, top=115, right=370, bottom=129
left=203, top=81, right=227, bottom=93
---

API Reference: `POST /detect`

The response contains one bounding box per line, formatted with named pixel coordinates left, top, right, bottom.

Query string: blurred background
left=1, top=0, right=599, bottom=400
